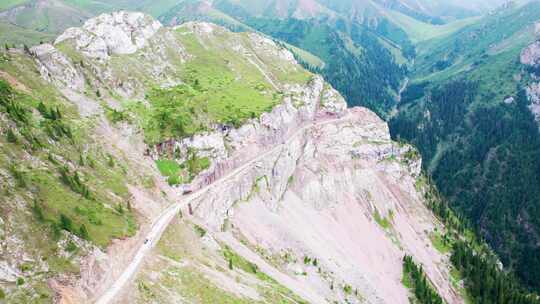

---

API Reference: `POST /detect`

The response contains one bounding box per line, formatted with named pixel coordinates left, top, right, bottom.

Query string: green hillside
left=390, top=0, right=540, bottom=290
left=0, top=49, right=139, bottom=301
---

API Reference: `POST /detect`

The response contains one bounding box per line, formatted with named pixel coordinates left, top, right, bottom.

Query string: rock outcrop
left=55, top=11, right=162, bottom=60
left=521, top=40, right=540, bottom=67
left=522, top=40, right=540, bottom=125
left=179, top=104, right=460, bottom=303
left=31, top=43, right=85, bottom=91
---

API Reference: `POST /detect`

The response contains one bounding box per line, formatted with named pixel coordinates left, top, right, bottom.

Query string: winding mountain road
left=95, top=114, right=349, bottom=304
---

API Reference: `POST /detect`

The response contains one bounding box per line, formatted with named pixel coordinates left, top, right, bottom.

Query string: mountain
left=151, top=0, right=517, bottom=119
left=0, top=0, right=496, bottom=116
left=3, top=2, right=540, bottom=303
left=0, top=11, right=467, bottom=303
left=157, top=1, right=409, bottom=117
left=390, top=0, right=540, bottom=290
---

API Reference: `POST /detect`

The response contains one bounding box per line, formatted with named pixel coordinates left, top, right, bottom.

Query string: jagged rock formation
left=1, top=12, right=462, bottom=304
left=55, top=11, right=162, bottom=60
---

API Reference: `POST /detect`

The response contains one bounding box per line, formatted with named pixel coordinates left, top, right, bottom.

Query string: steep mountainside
left=390, top=0, right=540, bottom=290
left=0, top=12, right=462, bottom=303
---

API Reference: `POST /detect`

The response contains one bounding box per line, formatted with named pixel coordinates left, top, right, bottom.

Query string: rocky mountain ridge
left=0, top=11, right=460, bottom=303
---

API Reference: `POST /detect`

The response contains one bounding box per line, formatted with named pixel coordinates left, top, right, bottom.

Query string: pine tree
left=79, top=224, right=89, bottom=240
left=37, top=101, right=49, bottom=118
left=6, top=128, right=17, bottom=143
left=32, top=200, right=44, bottom=221
left=60, top=214, right=73, bottom=232
left=108, top=154, right=115, bottom=167
left=23, top=44, right=31, bottom=55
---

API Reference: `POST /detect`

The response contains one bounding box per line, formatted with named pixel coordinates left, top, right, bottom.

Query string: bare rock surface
left=55, top=11, right=162, bottom=60
left=31, top=43, right=85, bottom=91
left=523, top=40, right=540, bottom=125
left=182, top=106, right=460, bottom=304
left=521, top=40, right=540, bottom=67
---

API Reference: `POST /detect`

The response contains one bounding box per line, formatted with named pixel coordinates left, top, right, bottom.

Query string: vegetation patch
left=0, top=75, right=137, bottom=248
left=125, top=29, right=297, bottom=145
left=155, top=149, right=210, bottom=186
left=402, top=255, right=444, bottom=304
left=423, top=175, right=540, bottom=304
left=373, top=209, right=393, bottom=230
left=155, top=159, right=184, bottom=186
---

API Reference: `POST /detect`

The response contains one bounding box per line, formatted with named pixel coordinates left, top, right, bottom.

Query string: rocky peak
left=55, top=11, right=162, bottom=60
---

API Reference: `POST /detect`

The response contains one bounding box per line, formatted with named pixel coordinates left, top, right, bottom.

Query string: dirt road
left=94, top=115, right=348, bottom=304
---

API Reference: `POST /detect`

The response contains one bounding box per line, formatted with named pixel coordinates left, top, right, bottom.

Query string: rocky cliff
left=0, top=12, right=462, bottom=304
left=522, top=24, right=540, bottom=124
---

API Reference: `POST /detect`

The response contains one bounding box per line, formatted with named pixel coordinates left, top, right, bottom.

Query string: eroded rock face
left=31, top=44, right=85, bottom=91
left=248, top=32, right=296, bottom=64
left=523, top=40, right=540, bottom=126
left=55, top=11, right=162, bottom=60
left=153, top=75, right=346, bottom=179
left=527, top=83, right=540, bottom=122
left=521, top=40, right=540, bottom=67
left=183, top=104, right=459, bottom=304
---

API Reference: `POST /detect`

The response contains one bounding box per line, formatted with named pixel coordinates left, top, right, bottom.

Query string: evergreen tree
left=23, top=44, right=31, bottom=55
left=32, top=200, right=44, bottom=221
left=59, top=214, right=73, bottom=232
left=79, top=224, right=89, bottom=240
left=6, top=128, right=17, bottom=143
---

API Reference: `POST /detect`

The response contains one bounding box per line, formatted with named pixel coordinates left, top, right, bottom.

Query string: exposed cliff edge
left=0, top=12, right=462, bottom=304
left=521, top=26, right=540, bottom=124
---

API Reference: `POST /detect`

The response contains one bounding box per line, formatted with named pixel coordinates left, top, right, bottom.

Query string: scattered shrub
left=79, top=224, right=89, bottom=240
left=8, top=164, right=26, bottom=188
left=59, top=213, right=74, bottom=233
left=66, top=241, right=78, bottom=252
left=32, top=200, right=44, bottom=221
left=59, top=166, right=92, bottom=199
left=16, top=277, right=24, bottom=286
left=6, top=128, right=17, bottom=143
left=194, top=224, right=206, bottom=237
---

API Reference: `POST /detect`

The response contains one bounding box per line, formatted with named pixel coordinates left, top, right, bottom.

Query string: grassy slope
left=0, top=49, right=141, bottom=302
left=0, top=22, right=56, bottom=46
left=0, top=51, right=138, bottom=243
left=0, top=0, right=28, bottom=10
left=391, top=1, right=540, bottom=291
left=0, top=0, right=133, bottom=46
left=401, top=0, right=540, bottom=167
left=281, top=41, right=325, bottom=69
left=103, top=25, right=310, bottom=145
left=384, top=10, right=480, bottom=44
left=414, top=2, right=540, bottom=79
left=136, top=218, right=307, bottom=303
